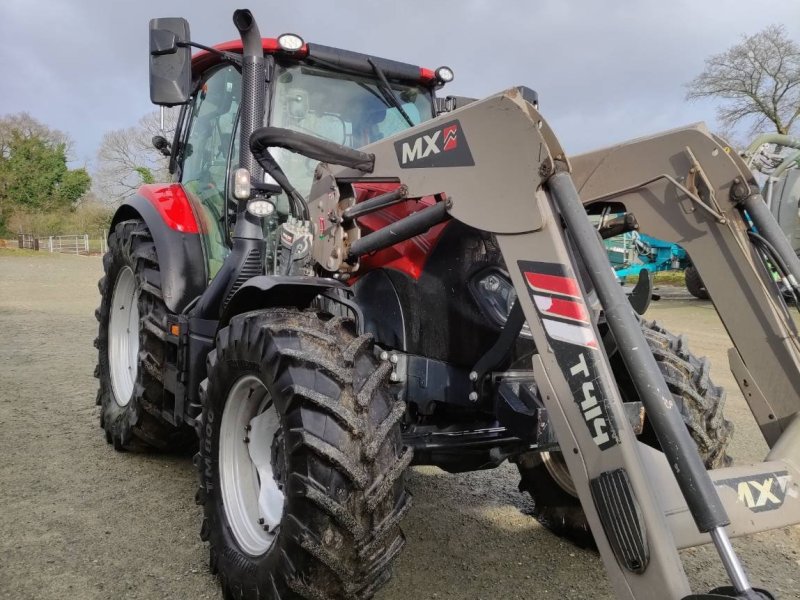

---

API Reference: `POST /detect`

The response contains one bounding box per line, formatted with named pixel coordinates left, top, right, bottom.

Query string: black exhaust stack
left=192, top=10, right=267, bottom=320
left=233, top=9, right=265, bottom=186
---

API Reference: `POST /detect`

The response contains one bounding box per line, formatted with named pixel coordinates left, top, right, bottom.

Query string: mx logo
left=394, top=120, right=474, bottom=168
left=717, top=471, right=793, bottom=513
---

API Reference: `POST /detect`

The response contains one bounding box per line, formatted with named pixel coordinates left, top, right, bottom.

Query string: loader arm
left=295, top=88, right=799, bottom=599
left=571, top=129, right=800, bottom=444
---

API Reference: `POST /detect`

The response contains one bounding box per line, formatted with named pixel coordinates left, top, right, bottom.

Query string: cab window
left=182, top=65, right=241, bottom=279
left=269, top=63, right=433, bottom=199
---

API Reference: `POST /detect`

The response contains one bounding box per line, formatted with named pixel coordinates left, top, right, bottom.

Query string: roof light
left=435, top=66, right=454, bottom=84
left=278, top=33, right=304, bottom=53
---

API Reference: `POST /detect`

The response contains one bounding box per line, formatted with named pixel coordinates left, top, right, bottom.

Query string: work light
left=246, top=199, right=275, bottom=218
left=435, top=66, right=454, bottom=84
left=278, top=33, right=304, bottom=52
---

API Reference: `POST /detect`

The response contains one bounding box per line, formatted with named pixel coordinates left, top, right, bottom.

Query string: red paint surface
left=524, top=272, right=581, bottom=299
left=419, top=67, right=436, bottom=83
left=537, top=296, right=589, bottom=323
left=139, top=184, right=199, bottom=233
left=192, top=39, right=435, bottom=85
left=350, top=182, right=449, bottom=281
left=192, top=39, right=309, bottom=73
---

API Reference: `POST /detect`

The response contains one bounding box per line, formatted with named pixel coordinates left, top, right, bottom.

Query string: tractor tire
left=197, top=309, right=411, bottom=600
left=94, top=218, right=192, bottom=451
left=685, top=265, right=710, bottom=300
left=516, top=319, right=732, bottom=547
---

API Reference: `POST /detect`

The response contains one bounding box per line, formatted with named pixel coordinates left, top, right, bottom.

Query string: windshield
left=269, top=62, right=434, bottom=200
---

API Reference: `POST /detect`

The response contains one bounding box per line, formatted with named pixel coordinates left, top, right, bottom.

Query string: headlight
left=246, top=199, right=275, bottom=217
left=469, top=268, right=532, bottom=338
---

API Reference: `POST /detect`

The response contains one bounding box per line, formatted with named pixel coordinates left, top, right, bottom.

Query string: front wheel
left=94, top=218, right=192, bottom=450
left=516, top=319, right=733, bottom=546
left=198, top=309, right=411, bottom=599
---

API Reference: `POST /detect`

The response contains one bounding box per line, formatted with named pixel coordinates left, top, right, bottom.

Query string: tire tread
left=199, top=309, right=410, bottom=599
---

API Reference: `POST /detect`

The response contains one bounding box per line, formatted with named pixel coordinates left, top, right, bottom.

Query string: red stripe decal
left=534, top=295, right=589, bottom=323
left=524, top=272, right=581, bottom=298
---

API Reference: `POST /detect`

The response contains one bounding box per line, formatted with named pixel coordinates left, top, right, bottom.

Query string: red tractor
left=96, top=9, right=799, bottom=600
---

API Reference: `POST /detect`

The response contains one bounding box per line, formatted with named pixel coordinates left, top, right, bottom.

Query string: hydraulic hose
left=744, top=133, right=800, bottom=168
left=773, top=149, right=800, bottom=179
left=748, top=231, right=800, bottom=320
left=737, top=187, right=800, bottom=295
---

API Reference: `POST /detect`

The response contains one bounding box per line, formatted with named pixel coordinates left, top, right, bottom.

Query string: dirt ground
left=0, top=251, right=798, bottom=600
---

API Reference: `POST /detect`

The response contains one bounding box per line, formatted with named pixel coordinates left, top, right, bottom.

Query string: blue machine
left=604, top=232, right=689, bottom=281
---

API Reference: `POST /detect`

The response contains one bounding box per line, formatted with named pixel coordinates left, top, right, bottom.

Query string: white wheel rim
left=541, top=451, right=578, bottom=497
left=108, top=266, right=139, bottom=406
left=219, top=375, right=285, bottom=557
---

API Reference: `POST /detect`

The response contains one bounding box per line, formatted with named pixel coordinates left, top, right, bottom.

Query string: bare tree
left=0, top=112, right=72, bottom=158
left=686, top=25, right=800, bottom=136
left=94, top=108, right=178, bottom=203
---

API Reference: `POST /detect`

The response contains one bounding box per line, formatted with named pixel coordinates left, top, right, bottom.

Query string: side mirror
left=149, top=18, right=191, bottom=106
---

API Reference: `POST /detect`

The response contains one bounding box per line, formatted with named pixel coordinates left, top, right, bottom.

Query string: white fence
left=46, top=235, right=90, bottom=255
left=18, top=232, right=106, bottom=255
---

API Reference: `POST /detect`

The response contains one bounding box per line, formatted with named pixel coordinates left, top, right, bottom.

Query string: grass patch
left=625, top=270, right=686, bottom=286
left=0, top=247, right=54, bottom=258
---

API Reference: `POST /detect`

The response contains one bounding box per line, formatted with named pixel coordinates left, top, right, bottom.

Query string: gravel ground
left=0, top=252, right=797, bottom=600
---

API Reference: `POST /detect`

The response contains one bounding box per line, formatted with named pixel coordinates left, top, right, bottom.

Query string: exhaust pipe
left=233, top=9, right=265, bottom=188
left=231, top=9, right=266, bottom=241
left=191, top=9, right=268, bottom=319
left=233, top=9, right=261, bottom=56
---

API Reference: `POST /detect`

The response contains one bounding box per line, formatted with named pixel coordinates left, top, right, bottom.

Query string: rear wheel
left=516, top=319, right=732, bottom=546
left=198, top=309, right=411, bottom=599
left=685, top=265, right=710, bottom=300
left=94, top=219, right=192, bottom=450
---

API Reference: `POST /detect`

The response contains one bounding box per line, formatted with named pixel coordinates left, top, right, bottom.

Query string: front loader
left=94, top=9, right=798, bottom=599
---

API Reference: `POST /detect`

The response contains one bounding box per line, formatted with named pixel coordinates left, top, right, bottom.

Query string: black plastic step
left=590, top=468, right=649, bottom=574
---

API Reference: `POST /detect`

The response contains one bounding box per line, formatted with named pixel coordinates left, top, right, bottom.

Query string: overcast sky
left=2, top=0, right=799, bottom=172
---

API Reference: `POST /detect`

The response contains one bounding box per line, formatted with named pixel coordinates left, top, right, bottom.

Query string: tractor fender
left=110, top=184, right=207, bottom=314
left=220, top=276, right=348, bottom=328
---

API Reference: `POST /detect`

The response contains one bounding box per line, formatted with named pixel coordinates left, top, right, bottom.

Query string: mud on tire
left=94, top=218, right=192, bottom=451
left=516, top=319, right=733, bottom=546
left=197, top=309, right=411, bottom=599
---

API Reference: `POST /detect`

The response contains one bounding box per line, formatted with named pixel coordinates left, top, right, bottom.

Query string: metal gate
left=18, top=233, right=92, bottom=255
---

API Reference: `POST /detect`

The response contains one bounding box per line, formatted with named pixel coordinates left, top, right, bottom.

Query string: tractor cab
left=153, top=26, right=450, bottom=278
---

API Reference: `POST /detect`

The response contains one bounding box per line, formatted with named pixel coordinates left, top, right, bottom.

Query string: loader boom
left=571, top=128, right=800, bottom=444
left=293, top=88, right=800, bottom=599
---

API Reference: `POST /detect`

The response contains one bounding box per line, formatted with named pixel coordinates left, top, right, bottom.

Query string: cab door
left=180, top=65, right=241, bottom=279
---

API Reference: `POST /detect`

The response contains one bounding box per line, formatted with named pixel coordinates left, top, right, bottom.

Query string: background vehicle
left=94, top=10, right=799, bottom=599
left=745, top=134, right=800, bottom=250
left=602, top=229, right=711, bottom=299
left=605, top=232, right=689, bottom=281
